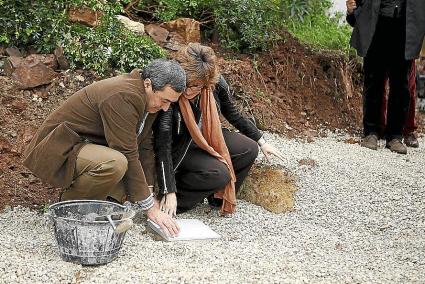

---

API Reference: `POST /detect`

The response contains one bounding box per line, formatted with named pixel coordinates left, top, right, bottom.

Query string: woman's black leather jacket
left=153, top=76, right=262, bottom=195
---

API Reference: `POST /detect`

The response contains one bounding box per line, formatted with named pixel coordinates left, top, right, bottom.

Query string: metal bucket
left=47, top=200, right=135, bottom=265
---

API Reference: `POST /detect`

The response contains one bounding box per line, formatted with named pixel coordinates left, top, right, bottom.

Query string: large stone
left=116, top=15, right=144, bottom=35
left=161, top=18, right=201, bottom=44
left=145, top=24, right=169, bottom=43
left=4, top=54, right=57, bottom=76
left=5, top=47, right=22, bottom=57
left=54, top=47, right=70, bottom=70
left=238, top=165, right=297, bottom=213
left=8, top=55, right=58, bottom=89
left=68, top=7, right=102, bottom=27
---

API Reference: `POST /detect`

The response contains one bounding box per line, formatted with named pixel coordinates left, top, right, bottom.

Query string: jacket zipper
left=161, top=161, right=168, bottom=194
left=173, top=138, right=192, bottom=171
left=137, top=112, right=148, bottom=137
left=177, top=113, right=181, bottom=135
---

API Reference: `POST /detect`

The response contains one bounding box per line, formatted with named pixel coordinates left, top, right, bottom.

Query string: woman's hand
left=146, top=206, right=180, bottom=237
left=160, top=192, right=177, bottom=217
left=260, top=142, right=284, bottom=163
left=346, top=0, right=357, bottom=15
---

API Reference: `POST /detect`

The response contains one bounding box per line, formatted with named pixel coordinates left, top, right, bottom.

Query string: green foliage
left=286, top=12, right=352, bottom=52
left=0, top=0, right=164, bottom=74
left=138, top=0, right=213, bottom=22
left=63, top=16, right=165, bottom=74
left=213, top=0, right=282, bottom=51
left=283, top=0, right=352, bottom=52
left=0, top=0, right=352, bottom=73
left=131, top=0, right=351, bottom=52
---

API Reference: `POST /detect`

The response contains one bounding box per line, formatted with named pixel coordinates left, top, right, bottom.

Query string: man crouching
left=23, top=59, right=185, bottom=236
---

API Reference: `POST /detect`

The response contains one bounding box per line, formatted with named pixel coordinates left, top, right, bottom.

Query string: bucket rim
left=47, top=199, right=135, bottom=223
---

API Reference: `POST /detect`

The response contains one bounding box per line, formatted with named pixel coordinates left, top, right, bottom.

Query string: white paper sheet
left=147, top=218, right=221, bottom=241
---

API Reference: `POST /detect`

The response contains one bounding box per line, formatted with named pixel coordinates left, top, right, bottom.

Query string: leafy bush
left=126, top=0, right=351, bottom=52
left=0, top=0, right=164, bottom=74
left=213, top=0, right=283, bottom=51
left=133, top=0, right=213, bottom=22
left=285, top=0, right=352, bottom=52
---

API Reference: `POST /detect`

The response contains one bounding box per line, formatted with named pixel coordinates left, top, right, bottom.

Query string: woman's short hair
left=174, top=43, right=220, bottom=88
left=141, top=58, right=186, bottom=92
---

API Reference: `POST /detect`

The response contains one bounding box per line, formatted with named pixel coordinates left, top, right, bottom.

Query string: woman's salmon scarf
left=178, top=88, right=236, bottom=214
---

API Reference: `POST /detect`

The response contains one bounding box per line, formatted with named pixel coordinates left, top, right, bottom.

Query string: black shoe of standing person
left=361, top=134, right=378, bottom=150
left=386, top=138, right=408, bottom=155
left=404, top=133, right=419, bottom=148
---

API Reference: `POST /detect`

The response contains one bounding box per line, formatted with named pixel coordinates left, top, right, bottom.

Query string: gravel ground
left=1, top=133, right=424, bottom=284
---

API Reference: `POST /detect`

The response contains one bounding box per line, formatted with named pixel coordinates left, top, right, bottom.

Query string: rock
left=0, top=137, right=12, bottom=154
left=7, top=55, right=58, bottom=89
left=11, top=126, right=37, bottom=154
left=31, top=54, right=57, bottom=70
left=238, top=165, right=297, bottom=213
left=116, top=15, right=144, bottom=35
left=5, top=47, right=22, bottom=57
left=68, top=7, right=102, bottom=27
left=34, top=89, right=49, bottom=99
left=10, top=99, right=28, bottom=113
left=0, top=45, right=6, bottom=55
left=344, top=137, right=360, bottom=144
left=4, top=57, right=22, bottom=76
left=22, top=126, right=37, bottom=145
left=298, top=158, right=317, bottom=167
left=75, top=75, right=85, bottom=82
left=4, top=54, right=58, bottom=76
left=161, top=18, right=201, bottom=44
left=163, top=41, right=183, bottom=51
left=145, top=24, right=169, bottom=44
left=53, top=47, right=69, bottom=70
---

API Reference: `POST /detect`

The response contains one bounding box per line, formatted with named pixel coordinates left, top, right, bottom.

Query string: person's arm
left=99, top=93, right=152, bottom=204
left=100, top=94, right=179, bottom=235
left=346, top=0, right=364, bottom=27
left=153, top=108, right=178, bottom=217
left=216, top=76, right=262, bottom=141
left=216, top=76, right=284, bottom=162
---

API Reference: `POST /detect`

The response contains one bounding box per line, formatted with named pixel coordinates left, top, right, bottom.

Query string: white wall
left=330, top=0, right=347, bottom=15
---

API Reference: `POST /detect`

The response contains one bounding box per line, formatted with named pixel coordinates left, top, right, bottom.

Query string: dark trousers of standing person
left=175, top=129, right=259, bottom=212
left=380, top=61, right=417, bottom=136
left=363, top=16, right=412, bottom=141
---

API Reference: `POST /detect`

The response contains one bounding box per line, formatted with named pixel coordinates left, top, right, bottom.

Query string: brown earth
left=218, top=32, right=364, bottom=138
left=0, top=33, right=423, bottom=210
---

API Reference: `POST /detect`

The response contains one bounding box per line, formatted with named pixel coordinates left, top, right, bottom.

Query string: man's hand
left=160, top=192, right=177, bottom=217
left=146, top=206, right=180, bottom=237
left=260, top=143, right=284, bottom=163
left=346, top=0, right=357, bottom=15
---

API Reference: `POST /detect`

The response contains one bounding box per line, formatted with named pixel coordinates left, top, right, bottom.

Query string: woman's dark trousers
left=175, top=129, right=259, bottom=212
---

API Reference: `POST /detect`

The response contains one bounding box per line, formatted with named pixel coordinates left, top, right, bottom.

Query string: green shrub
left=134, top=0, right=213, bottom=22
left=285, top=0, right=353, bottom=52
left=0, top=0, right=164, bottom=74
left=213, top=0, right=283, bottom=51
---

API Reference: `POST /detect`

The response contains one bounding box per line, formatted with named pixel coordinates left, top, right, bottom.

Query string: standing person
left=23, top=59, right=186, bottom=236
left=153, top=43, right=283, bottom=216
left=346, top=0, right=425, bottom=154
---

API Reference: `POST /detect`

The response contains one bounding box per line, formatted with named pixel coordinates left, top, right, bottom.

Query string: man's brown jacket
left=23, top=70, right=156, bottom=202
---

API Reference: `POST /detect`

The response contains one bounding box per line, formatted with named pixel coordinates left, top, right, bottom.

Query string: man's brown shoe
left=361, top=134, right=378, bottom=150
left=404, top=133, right=419, bottom=148
left=386, top=138, right=407, bottom=154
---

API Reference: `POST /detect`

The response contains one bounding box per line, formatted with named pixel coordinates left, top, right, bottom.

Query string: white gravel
left=1, top=133, right=424, bottom=284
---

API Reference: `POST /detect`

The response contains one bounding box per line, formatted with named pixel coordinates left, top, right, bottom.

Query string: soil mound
left=219, top=32, right=363, bottom=137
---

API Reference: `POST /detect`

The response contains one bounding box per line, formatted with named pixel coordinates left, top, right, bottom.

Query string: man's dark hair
left=141, top=58, right=186, bottom=92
